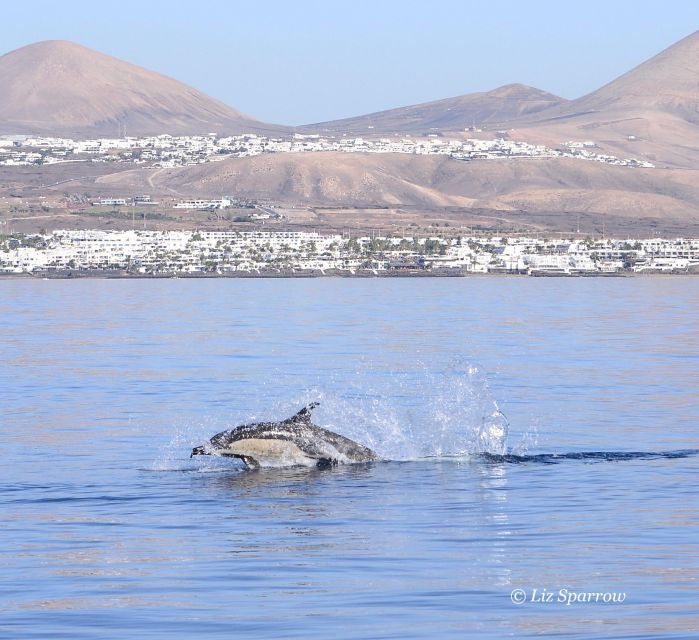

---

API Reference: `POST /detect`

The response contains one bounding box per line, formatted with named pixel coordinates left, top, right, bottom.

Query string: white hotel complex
left=2, top=230, right=698, bottom=275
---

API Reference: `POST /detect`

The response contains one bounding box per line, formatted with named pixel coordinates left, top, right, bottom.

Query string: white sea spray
left=152, top=360, right=527, bottom=470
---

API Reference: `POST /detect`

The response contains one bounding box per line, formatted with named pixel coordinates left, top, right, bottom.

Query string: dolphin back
left=304, top=425, right=379, bottom=463
left=288, top=403, right=379, bottom=462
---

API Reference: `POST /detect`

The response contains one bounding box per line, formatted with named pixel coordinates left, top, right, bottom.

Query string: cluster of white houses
left=0, top=133, right=654, bottom=169
left=2, top=230, right=697, bottom=275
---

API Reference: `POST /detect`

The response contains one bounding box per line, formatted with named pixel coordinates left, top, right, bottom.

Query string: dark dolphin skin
left=191, top=402, right=379, bottom=468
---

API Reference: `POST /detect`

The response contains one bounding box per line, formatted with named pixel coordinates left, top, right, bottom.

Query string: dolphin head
left=190, top=444, right=209, bottom=457
left=191, top=428, right=239, bottom=458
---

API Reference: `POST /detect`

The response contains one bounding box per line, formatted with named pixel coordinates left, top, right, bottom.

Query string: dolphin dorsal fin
left=290, top=402, right=319, bottom=423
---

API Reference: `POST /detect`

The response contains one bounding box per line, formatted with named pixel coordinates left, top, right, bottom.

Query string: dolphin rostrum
left=191, top=402, right=379, bottom=468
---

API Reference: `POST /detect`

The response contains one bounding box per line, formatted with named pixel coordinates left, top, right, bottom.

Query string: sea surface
left=1, top=277, right=698, bottom=639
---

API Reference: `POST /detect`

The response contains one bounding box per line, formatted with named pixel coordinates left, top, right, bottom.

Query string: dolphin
left=191, top=402, right=379, bottom=469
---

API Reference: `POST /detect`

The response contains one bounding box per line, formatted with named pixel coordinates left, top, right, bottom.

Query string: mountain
left=0, top=40, right=286, bottom=137
left=94, top=152, right=475, bottom=208
left=87, top=152, right=699, bottom=230
left=548, top=30, right=699, bottom=122
left=6, top=31, right=699, bottom=234
left=507, top=30, right=699, bottom=168
left=303, top=84, right=567, bottom=134
left=301, top=30, right=699, bottom=168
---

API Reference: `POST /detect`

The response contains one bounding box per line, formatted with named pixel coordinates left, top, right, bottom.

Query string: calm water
left=1, top=277, right=698, bottom=639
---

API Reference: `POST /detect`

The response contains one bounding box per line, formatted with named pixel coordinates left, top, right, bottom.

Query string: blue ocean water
left=1, top=277, right=698, bottom=639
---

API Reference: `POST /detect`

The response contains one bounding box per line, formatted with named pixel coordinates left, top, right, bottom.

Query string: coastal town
left=0, top=132, right=655, bottom=169
left=2, top=229, right=697, bottom=276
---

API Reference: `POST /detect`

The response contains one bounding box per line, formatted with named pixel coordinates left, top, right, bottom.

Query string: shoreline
left=1, top=269, right=695, bottom=280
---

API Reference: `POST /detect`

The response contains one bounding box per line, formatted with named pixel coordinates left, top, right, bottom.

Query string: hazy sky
left=3, top=0, right=698, bottom=125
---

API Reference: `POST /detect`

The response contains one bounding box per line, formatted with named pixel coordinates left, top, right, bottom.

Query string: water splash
left=152, top=360, right=513, bottom=470
left=150, top=417, right=244, bottom=473
left=298, top=361, right=510, bottom=460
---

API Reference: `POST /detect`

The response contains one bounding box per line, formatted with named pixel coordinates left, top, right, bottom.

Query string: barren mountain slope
left=0, top=40, right=286, bottom=137
left=304, top=84, right=567, bottom=134
left=95, top=153, right=478, bottom=208
left=304, top=31, right=699, bottom=168
left=90, top=152, right=699, bottom=223
left=509, top=31, right=699, bottom=168
left=565, top=30, right=699, bottom=120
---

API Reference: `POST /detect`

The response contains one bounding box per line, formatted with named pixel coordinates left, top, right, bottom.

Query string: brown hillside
left=91, top=152, right=699, bottom=224
left=509, top=31, right=699, bottom=168
left=0, top=40, right=286, bottom=137
left=304, top=84, right=566, bottom=134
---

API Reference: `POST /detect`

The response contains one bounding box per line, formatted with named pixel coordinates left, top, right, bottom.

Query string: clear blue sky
left=3, top=0, right=698, bottom=125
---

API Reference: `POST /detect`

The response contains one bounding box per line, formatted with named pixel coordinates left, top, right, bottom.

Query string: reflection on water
left=1, top=277, right=699, bottom=639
